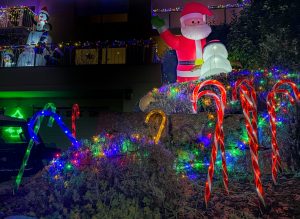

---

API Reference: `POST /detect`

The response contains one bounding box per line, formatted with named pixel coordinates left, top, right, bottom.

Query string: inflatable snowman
left=152, top=2, right=232, bottom=82
left=17, top=7, right=52, bottom=67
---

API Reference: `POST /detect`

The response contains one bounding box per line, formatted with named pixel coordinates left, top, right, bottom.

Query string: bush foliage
left=228, top=0, right=300, bottom=70
left=1, top=144, right=205, bottom=218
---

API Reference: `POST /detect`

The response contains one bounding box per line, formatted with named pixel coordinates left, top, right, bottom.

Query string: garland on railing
left=0, top=39, right=157, bottom=51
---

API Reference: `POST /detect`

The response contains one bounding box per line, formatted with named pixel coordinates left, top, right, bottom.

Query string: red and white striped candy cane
left=267, top=80, right=299, bottom=184
left=233, top=79, right=265, bottom=206
left=191, top=80, right=228, bottom=207
left=72, top=104, right=80, bottom=138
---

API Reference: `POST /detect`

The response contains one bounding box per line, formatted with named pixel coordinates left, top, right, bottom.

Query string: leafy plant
left=228, top=0, right=300, bottom=70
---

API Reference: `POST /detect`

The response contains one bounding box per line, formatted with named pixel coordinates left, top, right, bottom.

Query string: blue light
left=28, top=110, right=80, bottom=148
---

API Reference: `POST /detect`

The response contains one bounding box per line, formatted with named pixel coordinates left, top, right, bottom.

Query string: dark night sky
left=0, top=0, right=238, bottom=13
left=152, top=0, right=238, bottom=8
left=0, top=0, right=240, bottom=41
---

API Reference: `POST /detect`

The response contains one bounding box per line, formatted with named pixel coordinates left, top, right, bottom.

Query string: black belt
left=178, top=60, right=195, bottom=65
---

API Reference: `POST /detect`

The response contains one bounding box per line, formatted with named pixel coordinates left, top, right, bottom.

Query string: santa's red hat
left=180, top=2, right=213, bottom=25
left=39, top=6, right=49, bottom=18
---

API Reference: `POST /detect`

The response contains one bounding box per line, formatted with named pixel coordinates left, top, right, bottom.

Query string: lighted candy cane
left=44, top=103, right=56, bottom=126
left=232, top=79, right=265, bottom=206
left=72, top=104, right=80, bottom=137
left=145, top=109, right=167, bottom=144
left=192, top=80, right=228, bottom=196
left=191, top=80, right=228, bottom=207
left=15, top=103, right=56, bottom=191
left=267, top=80, right=299, bottom=184
left=28, top=110, right=79, bottom=147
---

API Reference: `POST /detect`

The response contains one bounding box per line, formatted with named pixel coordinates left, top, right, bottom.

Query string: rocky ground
left=1, top=173, right=299, bottom=218
left=204, top=174, right=300, bottom=218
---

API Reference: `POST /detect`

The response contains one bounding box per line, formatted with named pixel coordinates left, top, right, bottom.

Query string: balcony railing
left=0, top=6, right=35, bottom=29
left=0, top=40, right=160, bottom=67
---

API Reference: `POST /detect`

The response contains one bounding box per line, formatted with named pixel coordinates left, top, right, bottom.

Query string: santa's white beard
left=181, top=24, right=212, bottom=40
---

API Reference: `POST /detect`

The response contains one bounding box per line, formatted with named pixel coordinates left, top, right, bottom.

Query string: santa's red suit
left=160, top=30, right=207, bottom=82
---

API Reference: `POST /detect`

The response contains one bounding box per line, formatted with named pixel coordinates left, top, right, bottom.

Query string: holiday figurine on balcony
left=18, top=7, right=52, bottom=66
left=27, top=6, right=52, bottom=46
left=2, top=49, right=15, bottom=67
left=152, top=2, right=232, bottom=82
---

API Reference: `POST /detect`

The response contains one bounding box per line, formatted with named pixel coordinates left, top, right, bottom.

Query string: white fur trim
left=180, top=13, right=204, bottom=26
left=177, top=69, right=201, bottom=77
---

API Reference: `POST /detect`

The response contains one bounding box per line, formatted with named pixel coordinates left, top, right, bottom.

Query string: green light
left=121, top=140, right=131, bottom=153
left=258, top=115, right=267, bottom=128
left=4, top=127, right=23, bottom=138
left=241, top=126, right=249, bottom=144
left=0, top=91, right=73, bottom=98
left=3, top=108, right=25, bottom=139
left=192, top=149, right=200, bottom=156
left=177, top=150, right=190, bottom=162
left=208, top=122, right=214, bottom=128
left=65, top=163, right=72, bottom=170
left=11, top=109, right=24, bottom=119
left=169, top=87, right=179, bottom=98
left=229, top=148, right=242, bottom=157
left=230, top=101, right=238, bottom=106
left=193, top=162, right=203, bottom=170
left=16, top=176, right=21, bottom=185
left=215, top=160, right=222, bottom=167
left=175, top=163, right=185, bottom=172
left=91, top=144, right=101, bottom=157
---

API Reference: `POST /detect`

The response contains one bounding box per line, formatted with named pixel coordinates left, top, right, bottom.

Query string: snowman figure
left=27, top=6, right=52, bottom=46
left=17, top=45, right=48, bottom=67
left=152, top=2, right=232, bottom=82
left=2, top=49, right=15, bottom=67
left=17, top=7, right=52, bottom=67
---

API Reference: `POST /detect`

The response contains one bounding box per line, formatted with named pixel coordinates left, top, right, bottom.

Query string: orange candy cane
left=145, top=109, right=167, bottom=144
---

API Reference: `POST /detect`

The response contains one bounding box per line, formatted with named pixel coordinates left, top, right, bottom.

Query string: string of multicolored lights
left=146, top=67, right=299, bottom=114
left=0, top=39, right=156, bottom=52
left=16, top=66, right=298, bottom=207
left=44, top=97, right=296, bottom=206
left=152, top=0, right=252, bottom=13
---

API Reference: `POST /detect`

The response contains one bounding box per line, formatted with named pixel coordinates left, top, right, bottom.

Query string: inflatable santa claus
left=152, top=2, right=232, bottom=82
